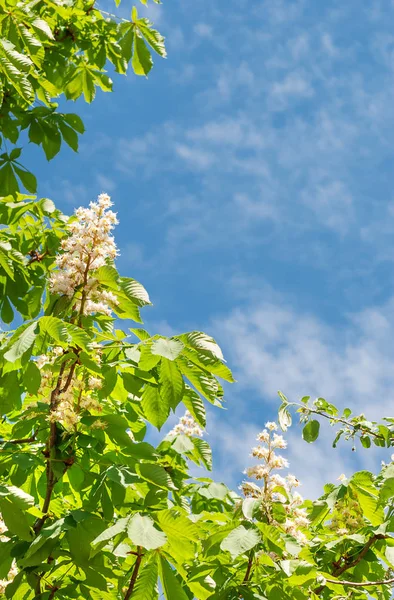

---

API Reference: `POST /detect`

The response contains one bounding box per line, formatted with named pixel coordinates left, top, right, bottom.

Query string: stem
left=294, top=403, right=391, bottom=444
left=242, top=551, right=254, bottom=584
left=124, top=547, right=143, bottom=600
left=314, top=534, right=386, bottom=594
left=325, top=577, right=394, bottom=588
left=0, top=435, right=37, bottom=444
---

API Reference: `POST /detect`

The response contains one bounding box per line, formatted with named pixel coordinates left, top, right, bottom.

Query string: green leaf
left=39, top=316, right=91, bottom=350
left=0, top=163, right=19, bottom=195
left=242, top=498, right=261, bottom=520
left=59, top=121, right=79, bottom=152
left=67, top=464, right=85, bottom=491
left=178, top=357, right=223, bottom=406
left=191, top=438, right=212, bottom=470
left=160, top=358, right=184, bottom=410
left=95, top=265, right=119, bottom=287
left=64, top=114, right=85, bottom=134
left=136, top=463, right=174, bottom=490
left=156, top=509, right=199, bottom=541
left=302, top=420, right=320, bottom=443
left=23, top=361, right=41, bottom=394
left=127, top=514, right=167, bottom=550
left=0, top=497, right=32, bottom=541
left=178, top=331, right=224, bottom=361
left=132, top=33, right=153, bottom=76
left=141, top=385, right=169, bottom=429
left=137, top=19, right=167, bottom=57
left=159, top=555, right=189, bottom=600
left=220, top=525, right=260, bottom=559
left=1, top=297, right=14, bottom=324
left=31, top=18, right=54, bottom=39
left=92, top=517, right=129, bottom=545
left=152, top=338, right=184, bottom=360
left=131, top=558, right=159, bottom=600
left=1, top=484, right=34, bottom=508
left=82, top=68, right=96, bottom=102
left=13, top=165, right=37, bottom=193
left=182, top=386, right=206, bottom=427
left=4, top=321, right=37, bottom=362
left=120, top=277, right=151, bottom=306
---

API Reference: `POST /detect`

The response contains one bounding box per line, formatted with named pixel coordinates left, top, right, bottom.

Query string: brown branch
left=0, top=435, right=37, bottom=444
left=124, top=547, right=143, bottom=600
left=314, top=534, right=387, bottom=594
left=60, top=359, right=78, bottom=394
left=325, top=577, right=394, bottom=588
left=48, top=585, right=60, bottom=599
left=242, top=552, right=254, bottom=584
left=332, top=535, right=386, bottom=578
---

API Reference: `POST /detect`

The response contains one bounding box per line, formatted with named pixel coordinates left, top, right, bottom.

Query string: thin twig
left=325, top=577, right=394, bottom=587
left=0, top=435, right=37, bottom=444
left=124, top=547, right=143, bottom=600
left=294, top=403, right=391, bottom=444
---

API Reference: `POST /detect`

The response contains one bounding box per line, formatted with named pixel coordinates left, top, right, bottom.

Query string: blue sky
left=27, top=0, right=394, bottom=497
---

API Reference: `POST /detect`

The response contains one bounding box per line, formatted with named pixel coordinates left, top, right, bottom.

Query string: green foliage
left=0, top=0, right=394, bottom=596
left=0, top=0, right=166, bottom=195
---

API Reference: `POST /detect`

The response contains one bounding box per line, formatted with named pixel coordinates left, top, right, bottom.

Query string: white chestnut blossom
left=265, top=421, right=277, bottom=431
left=50, top=193, right=119, bottom=316
left=168, top=411, right=204, bottom=437
left=240, top=421, right=309, bottom=546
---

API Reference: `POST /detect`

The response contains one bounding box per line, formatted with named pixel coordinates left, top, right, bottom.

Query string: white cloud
left=215, top=295, right=394, bottom=419
left=270, top=71, right=314, bottom=103
left=174, top=144, right=215, bottom=169
left=194, top=23, right=213, bottom=38
left=321, top=32, right=338, bottom=56
left=96, top=173, right=116, bottom=192
left=302, top=179, right=353, bottom=234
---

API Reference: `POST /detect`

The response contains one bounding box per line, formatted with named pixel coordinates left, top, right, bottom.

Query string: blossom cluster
left=50, top=193, right=119, bottom=316
left=33, top=347, right=103, bottom=429
left=241, top=421, right=309, bottom=545
left=168, top=411, right=204, bottom=437
left=328, top=498, right=364, bottom=536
